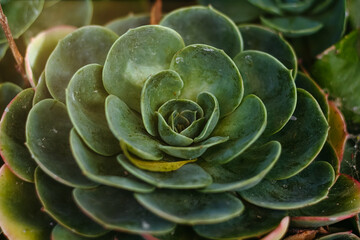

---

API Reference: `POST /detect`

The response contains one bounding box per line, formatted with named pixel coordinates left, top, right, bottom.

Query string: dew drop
left=142, top=221, right=150, bottom=229
left=4, top=107, right=9, bottom=113
left=175, top=57, right=184, bottom=64
left=244, top=55, right=253, bottom=66
left=290, top=116, right=297, bottom=121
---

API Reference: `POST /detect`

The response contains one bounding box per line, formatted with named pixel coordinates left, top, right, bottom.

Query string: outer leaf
left=135, top=189, right=244, bottom=224
left=0, top=165, right=52, bottom=240
left=234, top=50, right=296, bottom=135
left=35, top=168, right=107, bottom=237
left=247, top=0, right=282, bottom=15
left=240, top=161, right=335, bottom=210
left=170, top=44, right=243, bottom=118
left=0, top=82, right=22, bottom=113
left=25, top=26, right=75, bottom=87
left=203, top=94, right=266, bottom=164
left=105, top=14, right=150, bottom=36
left=70, top=129, right=154, bottom=193
left=118, top=154, right=212, bottom=189
left=239, top=24, right=297, bottom=78
left=45, top=26, right=118, bottom=103
left=66, top=64, right=121, bottom=156
left=51, top=225, right=116, bottom=240
left=103, top=25, right=184, bottom=112
left=32, top=72, right=52, bottom=106
left=105, top=95, right=163, bottom=160
left=193, top=203, right=286, bottom=240
left=160, top=6, right=243, bottom=58
left=348, top=0, right=360, bottom=29
left=266, top=89, right=329, bottom=180
left=290, top=175, right=360, bottom=227
left=73, top=186, right=176, bottom=235
left=26, top=99, right=96, bottom=188
left=0, top=89, right=37, bottom=182
left=318, top=233, right=360, bottom=240
left=141, top=70, right=183, bottom=136
left=0, top=43, right=8, bottom=61
left=0, top=0, right=44, bottom=43
left=261, top=217, right=289, bottom=240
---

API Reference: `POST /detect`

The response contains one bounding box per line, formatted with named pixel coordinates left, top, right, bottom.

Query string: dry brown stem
left=150, top=0, right=162, bottom=25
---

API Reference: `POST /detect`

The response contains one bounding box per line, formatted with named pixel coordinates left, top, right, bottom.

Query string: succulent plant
left=0, top=4, right=360, bottom=240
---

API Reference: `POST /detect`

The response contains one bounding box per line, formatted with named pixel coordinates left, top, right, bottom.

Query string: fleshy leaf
left=67, top=64, right=121, bottom=156
left=105, top=14, right=150, bottom=36
left=314, top=142, right=340, bottom=176
left=0, top=43, right=8, bottom=60
left=266, top=89, right=329, bottom=180
left=290, top=175, right=360, bottom=227
left=318, top=233, right=360, bottom=240
left=260, top=16, right=323, bottom=37
left=0, top=82, right=22, bottom=113
left=35, top=168, right=107, bottom=237
left=0, top=88, right=37, bottom=182
left=0, top=0, right=44, bottom=43
left=261, top=216, right=290, bottom=240
left=22, top=0, right=92, bottom=44
left=135, top=189, right=244, bottom=224
left=25, top=26, right=75, bottom=87
left=240, top=161, right=335, bottom=210
left=234, top=50, right=296, bottom=135
left=141, top=70, right=184, bottom=137
left=199, top=141, right=281, bottom=193
left=247, top=0, right=282, bottom=15
left=194, top=92, right=220, bottom=142
left=105, top=95, right=163, bottom=160
left=295, top=72, right=329, bottom=119
left=103, top=25, right=184, bottom=112
left=0, top=165, right=52, bottom=240
left=193, top=204, right=286, bottom=239
left=275, top=0, right=314, bottom=13
left=203, top=94, right=267, bottom=164
left=32, top=72, right=52, bottom=106
left=26, top=99, right=96, bottom=188
left=159, top=136, right=228, bottom=160
left=239, top=24, right=297, bottom=78
left=73, top=186, right=175, bottom=234
left=170, top=44, right=243, bottom=118
left=120, top=143, right=197, bottom=172
left=160, top=6, right=242, bottom=58
left=118, top=154, right=212, bottom=189
left=45, top=26, right=118, bottom=103
left=51, top=225, right=116, bottom=240
left=311, top=30, right=360, bottom=128
left=198, top=0, right=262, bottom=23
left=70, top=129, right=154, bottom=193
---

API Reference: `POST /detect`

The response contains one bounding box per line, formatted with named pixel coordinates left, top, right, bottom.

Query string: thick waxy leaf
left=295, top=72, right=329, bottom=119
left=0, top=43, right=8, bottom=60
left=234, top=50, right=296, bottom=135
left=0, top=0, right=44, bottom=43
left=194, top=92, right=220, bottom=142
left=103, top=25, right=184, bottom=112
left=260, top=16, right=323, bottom=37
left=276, top=0, right=314, bottom=13
left=160, top=6, right=242, bottom=58
left=327, top=101, right=348, bottom=162
left=290, top=175, right=360, bottom=227
left=152, top=225, right=207, bottom=240
left=0, top=82, right=22, bottom=113
left=312, top=30, right=360, bottom=127
left=32, top=72, right=52, bottom=106
left=105, top=14, right=150, bottom=36
left=73, top=186, right=175, bottom=234
left=318, top=233, right=360, bottom=240
left=35, top=168, right=107, bottom=237
left=203, top=94, right=266, bottom=164
left=141, top=70, right=184, bottom=137
left=198, top=0, right=262, bottom=23
left=193, top=203, right=286, bottom=240
left=261, top=216, right=289, bottom=240
left=159, top=136, right=228, bottom=160
left=105, top=95, right=163, bottom=160
left=45, top=26, right=118, bottom=103
left=118, top=154, right=212, bottom=189
left=51, top=225, right=117, bottom=240
left=170, top=44, right=243, bottom=117
left=247, top=0, right=282, bottom=15
left=240, top=161, right=335, bottom=210
left=25, top=26, right=75, bottom=87
left=315, top=142, right=339, bottom=176
left=0, top=89, right=37, bottom=182
left=70, top=130, right=154, bottom=193
left=266, top=89, right=329, bottom=180
left=22, top=0, right=92, bottom=44
left=239, top=24, right=297, bottom=78
left=67, top=64, right=120, bottom=156
left=0, top=165, right=52, bottom=240
left=199, top=141, right=281, bottom=193
left=26, top=99, right=95, bottom=188
left=135, top=189, right=244, bottom=224
left=348, top=0, right=360, bottom=29
left=120, top=143, right=196, bottom=173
